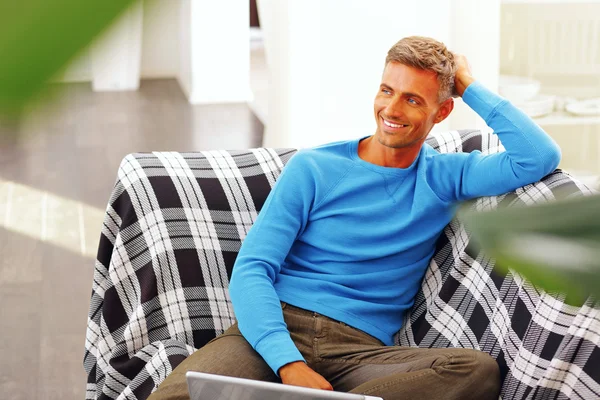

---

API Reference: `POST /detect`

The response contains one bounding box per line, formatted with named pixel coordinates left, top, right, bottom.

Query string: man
left=150, top=36, right=561, bottom=400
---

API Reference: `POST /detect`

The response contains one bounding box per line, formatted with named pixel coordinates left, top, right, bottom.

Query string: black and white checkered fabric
left=84, top=130, right=599, bottom=400
left=84, top=148, right=296, bottom=399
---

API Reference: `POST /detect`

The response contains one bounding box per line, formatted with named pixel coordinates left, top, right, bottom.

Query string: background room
left=0, top=0, right=599, bottom=399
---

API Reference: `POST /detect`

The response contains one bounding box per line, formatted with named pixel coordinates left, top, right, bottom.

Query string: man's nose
left=385, top=97, right=405, bottom=119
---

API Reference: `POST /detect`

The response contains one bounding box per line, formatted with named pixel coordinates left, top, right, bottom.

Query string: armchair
left=84, top=130, right=599, bottom=400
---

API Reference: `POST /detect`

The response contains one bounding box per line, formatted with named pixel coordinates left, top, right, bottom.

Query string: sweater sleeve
left=228, top=151, right=315, bottom=375
left=431, top=81, right=562, bottom=202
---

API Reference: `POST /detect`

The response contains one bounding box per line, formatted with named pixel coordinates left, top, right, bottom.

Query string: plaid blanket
left=397, top=130, right=600, bottom=400
left=84, top=130, right=599, bottom=400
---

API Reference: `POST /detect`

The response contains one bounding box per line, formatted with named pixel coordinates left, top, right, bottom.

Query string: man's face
left=373, top=62, right=452, bottom=150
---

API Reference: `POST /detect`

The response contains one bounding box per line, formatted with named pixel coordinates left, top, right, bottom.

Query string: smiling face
left=374, top=61, right=453, bottom=150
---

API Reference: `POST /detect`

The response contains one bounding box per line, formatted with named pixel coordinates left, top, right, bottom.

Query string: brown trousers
left=149, top=302, right=500, bottom=400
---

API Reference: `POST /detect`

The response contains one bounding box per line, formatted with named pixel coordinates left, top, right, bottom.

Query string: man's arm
left=433, top=55, right=562, bottom=202
left=228, top=151, right=332, bottom=390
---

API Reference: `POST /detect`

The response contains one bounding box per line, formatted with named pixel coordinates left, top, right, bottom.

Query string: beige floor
left=0, top=78, right=263, bottom=399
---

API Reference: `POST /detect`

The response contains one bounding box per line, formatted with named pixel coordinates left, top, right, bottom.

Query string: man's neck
left=358, top=136, right=424, bottom=169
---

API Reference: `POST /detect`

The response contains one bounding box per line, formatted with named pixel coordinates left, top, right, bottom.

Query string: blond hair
left=386, top=36, right=457, bottom=102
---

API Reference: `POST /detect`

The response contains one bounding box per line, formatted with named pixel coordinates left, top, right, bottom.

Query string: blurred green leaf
left=460, top=194, right=600, bottom=306
left=0, top=0, right=138, bottom=115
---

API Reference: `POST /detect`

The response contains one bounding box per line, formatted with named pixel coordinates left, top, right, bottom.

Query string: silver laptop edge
left=186, top=371, right=383, bottom=400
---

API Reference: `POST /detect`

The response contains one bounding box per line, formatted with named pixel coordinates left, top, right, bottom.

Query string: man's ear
left=434, top=98, right=454, bottom=124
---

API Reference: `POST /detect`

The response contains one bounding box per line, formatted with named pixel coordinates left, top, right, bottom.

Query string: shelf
left=532, top=112, right=600, bottom=126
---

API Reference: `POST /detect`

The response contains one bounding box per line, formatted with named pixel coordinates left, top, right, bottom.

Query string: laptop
left=186, top=371, right=384, bottom=400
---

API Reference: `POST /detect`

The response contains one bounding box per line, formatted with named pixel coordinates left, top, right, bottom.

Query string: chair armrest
left=84, top=148, right=296, bottom=400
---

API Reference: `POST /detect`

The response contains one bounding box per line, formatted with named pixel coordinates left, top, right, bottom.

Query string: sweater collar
left=350, top=136, right=423, bottom=176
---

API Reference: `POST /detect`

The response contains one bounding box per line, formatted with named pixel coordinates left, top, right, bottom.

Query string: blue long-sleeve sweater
left=228, top=81, right=561, bottom=374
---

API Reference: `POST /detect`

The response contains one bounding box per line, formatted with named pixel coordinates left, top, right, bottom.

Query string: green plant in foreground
left=0, top=0, right=137, bottom=115
left=460, top=193, right=600, bottom=306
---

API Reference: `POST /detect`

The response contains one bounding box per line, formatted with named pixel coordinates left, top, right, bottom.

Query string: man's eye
left=408, top=98, right=418, bottom=105
left=382, top=89, right=391, bottom=95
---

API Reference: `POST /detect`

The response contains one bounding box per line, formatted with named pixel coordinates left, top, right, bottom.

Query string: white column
left=445, top=0, right=502, bottom=132
left=259, top=0, right=451, bottom=149
left=91, top=2, right=144, bottom=91
left=179, top=0, right=251, bottom=104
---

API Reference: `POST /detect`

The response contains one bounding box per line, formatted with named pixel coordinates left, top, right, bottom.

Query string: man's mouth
left=382, top=118, right=409, bottom=129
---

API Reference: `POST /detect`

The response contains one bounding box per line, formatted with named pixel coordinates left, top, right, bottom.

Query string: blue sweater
left=228, top=81, right=561, bottom=374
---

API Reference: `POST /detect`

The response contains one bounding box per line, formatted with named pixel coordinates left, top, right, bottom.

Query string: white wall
left=185, top=0, right=251, bottom=104
left=260, top=0, right=454, bottom=149
left=141, top=0, right=180, bottom=78
left=444, top=0, right=501, bottom=133
left=57, top=0, right=180, bottom=83
left=91, top=2, right=144, bottom=91
left=58, top=0, right=250, bottom=105
left=178, top=0, right=193, bottom=97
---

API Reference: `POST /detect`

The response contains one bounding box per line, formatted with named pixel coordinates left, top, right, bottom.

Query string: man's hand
left=453, top=53, right=476, bottom=98
left=279, top=361, right=333, bottom=391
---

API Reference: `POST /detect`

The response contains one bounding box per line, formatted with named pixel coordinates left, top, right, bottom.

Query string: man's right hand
left=452, top=53, right=476, bottom=98
left=278, top=361, right=333, bottom=391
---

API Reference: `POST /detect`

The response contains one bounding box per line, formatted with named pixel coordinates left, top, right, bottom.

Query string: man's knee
left=454, top=349, right=500, bottom=400
left=183, top=332, right=277, bottom=380
left=148, top=331, right=278, bottom=400
left=475, top=351, right=500, bottom=399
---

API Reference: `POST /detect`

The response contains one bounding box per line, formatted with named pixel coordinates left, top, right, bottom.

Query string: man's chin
left=375, top=134, right=408, bottom=149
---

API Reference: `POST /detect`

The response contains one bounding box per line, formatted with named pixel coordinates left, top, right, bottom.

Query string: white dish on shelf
left=554, top=96, right=578, bottom=112
left=499, top=75, right=541, bottom=103
left=566, top=98, right=600, bottom=116
left=514, top=95, right=555, bottom=118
